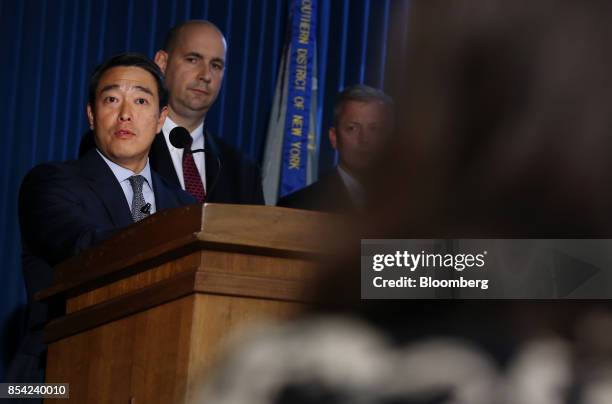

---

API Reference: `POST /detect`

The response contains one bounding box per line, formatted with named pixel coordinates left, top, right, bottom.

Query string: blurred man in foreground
left=193, top=1, right=612, bottom=403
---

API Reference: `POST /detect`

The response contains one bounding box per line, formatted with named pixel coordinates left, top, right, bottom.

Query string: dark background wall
left=0, top=0, right=409, bottom=379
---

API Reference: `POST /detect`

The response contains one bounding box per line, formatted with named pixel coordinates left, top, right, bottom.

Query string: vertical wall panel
left=378, top=0, right=390, bottom=87
left=4, top=0, right=42, bottom=381
left=358, top=0, right=370, bottom=83
left=125, top=0, right=134, bottom=51
left=0, top=0, right=23, bottom=227
left=46, top=0, right=66, bottom=162
left=212, top=0, right=234, bottom=140
left=74, top=0, right=93, bottom=156
left=247, top=0, right=269, bottom=158
left=147, top=0, right=159, bottom=56
left=235, top=0, right=253, bottom=150
left=316, top=0, right=330, bottom=129
left=337, top=0, right=350, bottom=91
left=58, top=1, right=80, bottom=161
left=96, top=0, right=109, bottom=61
left=30, top=0, right=47, bottom=164
left=0, top=0, right=26, bottom=381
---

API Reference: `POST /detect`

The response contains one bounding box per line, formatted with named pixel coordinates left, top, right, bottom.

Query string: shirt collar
left=96, top=148, right=153, bottom=187
left=337, top=165, right=366, bottom=208
left=163, top=116, right=204, bottom=149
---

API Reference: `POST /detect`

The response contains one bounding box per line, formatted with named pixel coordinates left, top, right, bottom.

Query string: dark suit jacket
left=8, top=149, right=195, bottom=384
left=149, top=131, right=264, bottom=205
left=276, top=169, right=355, bottom=213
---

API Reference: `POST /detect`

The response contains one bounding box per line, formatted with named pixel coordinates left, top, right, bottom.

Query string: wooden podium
left=38, top=204, right=331, bottom=403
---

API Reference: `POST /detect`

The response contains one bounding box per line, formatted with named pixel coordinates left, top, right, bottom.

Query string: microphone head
left=169, top=127, right=191, bottom=149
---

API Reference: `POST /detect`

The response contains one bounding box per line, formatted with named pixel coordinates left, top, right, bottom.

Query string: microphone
left=140, top=203, right=151, bottom=215
left=168, top=126, right=222, bottom=198
left=169, top=127, right=205, bottom=153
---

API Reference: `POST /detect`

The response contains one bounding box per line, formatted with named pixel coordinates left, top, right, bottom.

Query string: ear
left=156, top=106, right=168, bottom=133
left=86, top=104, right=95, bottom=130
left=329, top=127, right=338, bottom=150
left=154, top=50, right=168, bottom=74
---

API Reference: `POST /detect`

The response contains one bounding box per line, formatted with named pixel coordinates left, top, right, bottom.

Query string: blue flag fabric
left=262, top=0, right=318, bottom=204
left=279, top=0, right=318, bottom=197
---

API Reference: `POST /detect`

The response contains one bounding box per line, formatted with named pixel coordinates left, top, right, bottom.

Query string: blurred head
left=316, top=0, right=612, bottom=332
left=87, top=53, right=168, bottom=173
left=154, top=20, right=227, bottom=128
left=373, top=0, right=612, bottom=237
left=330, top=85, right=394, bottom=180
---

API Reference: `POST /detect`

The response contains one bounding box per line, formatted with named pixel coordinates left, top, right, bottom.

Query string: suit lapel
left=149, top=129, right=223, bottom=201
left=78, top=149, right=134, bottom=228
left=152, top=172, right=175, bottom=210
left=150, top=132, right=181, bottom=188
left=204, top=130, right=222, bottom=199
left=204, top=131, right=223, bottom=201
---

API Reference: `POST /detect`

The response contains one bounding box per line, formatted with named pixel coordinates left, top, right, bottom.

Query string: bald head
left=162, top=20, right=227, bottom=54
left=155, top=20, right=227, bottom=131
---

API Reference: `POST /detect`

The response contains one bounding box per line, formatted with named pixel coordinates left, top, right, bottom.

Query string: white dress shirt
left=162, top=117, right=207, bottom=192
left=337, top=165, right=367, bottom=210
left=96, top=149, right=157, bottom=214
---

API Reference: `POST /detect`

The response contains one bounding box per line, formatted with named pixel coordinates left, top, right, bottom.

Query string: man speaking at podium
left=9, top=53, right=195, bottom=385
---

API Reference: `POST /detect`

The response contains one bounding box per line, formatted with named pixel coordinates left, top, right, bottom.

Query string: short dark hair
left=333, top=85, right=393, bottom=127
left=88, top=53, right=168, bottom=111
left=162, top=20, right=224, bottom=53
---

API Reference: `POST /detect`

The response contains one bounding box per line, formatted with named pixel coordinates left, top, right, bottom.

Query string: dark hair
left=87, top=53, right=168, bottom=111
left=332, top=84, right=393, bottom=127
left=162, top=20, right=224, bottom=53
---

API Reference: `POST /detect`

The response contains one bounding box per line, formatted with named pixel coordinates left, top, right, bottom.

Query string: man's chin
left=112, top=153, right=147, bottom=171
left=108, top=147, right=146, bottom=161
left=185, top=95, right=216, bottom=112
left=189, top=101, right=212, bottom=113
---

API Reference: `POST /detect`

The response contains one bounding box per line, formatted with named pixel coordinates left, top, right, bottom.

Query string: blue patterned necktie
left=128, top=175, right=149, bottom=222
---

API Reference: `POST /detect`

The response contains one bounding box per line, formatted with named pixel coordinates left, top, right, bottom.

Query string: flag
left=262, top=0, right=318, bottom=205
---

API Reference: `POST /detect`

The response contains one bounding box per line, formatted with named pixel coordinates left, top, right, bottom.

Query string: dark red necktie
left=182, top=136, right=206, bottom=203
